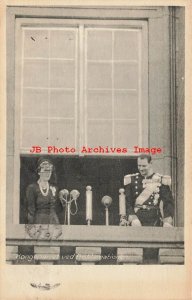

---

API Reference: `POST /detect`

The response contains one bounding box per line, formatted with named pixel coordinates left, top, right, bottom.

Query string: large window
left=16, top=19, right=148, bottom=154
left=15, top=18, right=148, bottom=224
left=13, top=18, right=148, bottom=224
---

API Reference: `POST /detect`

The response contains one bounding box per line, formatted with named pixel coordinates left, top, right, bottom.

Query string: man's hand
left=131, top=219, right=142, bottom=227
left=163, top=216, right=173, bottom=227
left=163, top=222, right=173, bottom=227
left=128, top=215, right=142, bottom=227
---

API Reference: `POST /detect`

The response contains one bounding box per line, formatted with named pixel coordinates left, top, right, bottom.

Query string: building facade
left=6, top=5, right=184, bottom=264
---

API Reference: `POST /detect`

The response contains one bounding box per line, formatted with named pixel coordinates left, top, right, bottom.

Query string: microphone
left=70, top=190, right=80, bottom=200
left=59, top=189, right=69, bottom=204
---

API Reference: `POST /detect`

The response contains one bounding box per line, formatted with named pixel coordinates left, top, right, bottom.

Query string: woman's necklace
left=38, top=180, right=49, bottom=196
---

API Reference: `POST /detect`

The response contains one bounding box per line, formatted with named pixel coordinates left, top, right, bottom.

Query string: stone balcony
left=6, top=225, right=184, bottom=265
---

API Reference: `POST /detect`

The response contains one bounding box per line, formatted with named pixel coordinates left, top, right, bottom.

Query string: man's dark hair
left=138, top=154, right=152, bottom=163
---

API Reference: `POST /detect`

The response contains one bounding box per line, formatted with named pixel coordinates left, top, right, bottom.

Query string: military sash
left=134, top=173, right=162, bottom=212
left=135, top=182, right=159, bottom=206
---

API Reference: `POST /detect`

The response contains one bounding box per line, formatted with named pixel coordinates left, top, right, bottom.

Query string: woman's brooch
left=50, top=186, right=56, bottom=196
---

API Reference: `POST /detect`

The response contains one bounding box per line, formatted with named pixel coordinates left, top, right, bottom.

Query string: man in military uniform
left=120, top=154, right=174, bottom=227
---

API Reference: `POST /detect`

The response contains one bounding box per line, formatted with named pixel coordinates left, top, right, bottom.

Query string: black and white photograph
left=1, top=1, right=191, bottom=299
left=5, top=4, right=185, bottom=265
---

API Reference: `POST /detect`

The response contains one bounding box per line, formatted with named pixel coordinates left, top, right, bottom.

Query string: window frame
left=6, top=6, right=180, bottom=225
left=15, top=18, right=148, bottom=156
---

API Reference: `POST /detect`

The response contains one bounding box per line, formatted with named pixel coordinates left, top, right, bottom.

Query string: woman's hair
left=36, top=156, right=57, bottom=185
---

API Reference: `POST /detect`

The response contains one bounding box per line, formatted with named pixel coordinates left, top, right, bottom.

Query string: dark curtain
left=20, top=156, right=137, bottom=225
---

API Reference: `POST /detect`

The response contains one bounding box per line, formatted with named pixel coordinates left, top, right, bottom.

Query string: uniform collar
left=139, top=172, right=155, bottom=179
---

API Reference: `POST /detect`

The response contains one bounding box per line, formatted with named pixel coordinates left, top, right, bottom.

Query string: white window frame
left=15, top=18, right=148, bottom=156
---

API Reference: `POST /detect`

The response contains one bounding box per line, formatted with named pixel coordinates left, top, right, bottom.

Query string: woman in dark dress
left=26, top=157, right=61, bottom=224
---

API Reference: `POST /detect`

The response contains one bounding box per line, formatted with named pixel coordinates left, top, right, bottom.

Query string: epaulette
left=155, top=173, right=162, bottom=177
left=124, top=173, right=139, bottom=186
left=162, top=175, right=171, bottom=186
left=152, top=173, right=162, bottom=183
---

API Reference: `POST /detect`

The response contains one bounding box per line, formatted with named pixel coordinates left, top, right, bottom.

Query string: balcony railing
left=6, top=225, right=184, bottom=265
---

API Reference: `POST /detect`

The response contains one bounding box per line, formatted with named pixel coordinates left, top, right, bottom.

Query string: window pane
left=21, top=27, right=78, bottom=151
left=87, top=120, right=112, bottom=147
left=114, top=62, right=138, bottom=89
left=114, top=30, right=139, bottom=60
left=85, top=27, right=143, bottom=151
left=50, top=90, right=75, bottom=118
left=114, top=91, right=138, bottom=119
left=19, top=24, right=147, bottom=154
left=87, top=63, right=112, bottom=89
left=23, top=89, right=48, bottom=117
left=23, top=60, right=49, bottom=87
left=22, top=119, right=48, bottom=147
left=87, top=90, right=112, bottom=119
left=50, top=61, right=75, bottom=88
left=50, top=30, right=76, bottom=59
left=87, top=30, right=112, bottom=60
left=24, top=29, right=49, bottom=58
left=50, top=119, right=75, bottom=148
left=114, top=120, right=138, bottom=148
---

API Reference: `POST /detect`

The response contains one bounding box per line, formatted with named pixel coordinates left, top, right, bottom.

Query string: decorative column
left=34, top=246, right=60, bottom=265
left=6, top=246, right=18, bottom=264
left=76, top=247, right=101, bottom=265
left=158, top=248, right=184, bottom=264
left=117, top=248, right=143, bottom=264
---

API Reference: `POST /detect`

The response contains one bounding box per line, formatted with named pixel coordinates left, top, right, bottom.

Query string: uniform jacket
left=124, top=172, right=174, bottom=226
left=25, top=183, right=62, bottom=224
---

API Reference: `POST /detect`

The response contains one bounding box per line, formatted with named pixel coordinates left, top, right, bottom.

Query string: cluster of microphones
left=58, top=187, right=115, bottom=226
